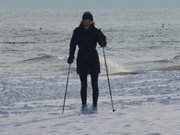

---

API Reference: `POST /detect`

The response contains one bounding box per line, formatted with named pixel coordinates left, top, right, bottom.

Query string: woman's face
left=82, top=19, right=93, bottom=27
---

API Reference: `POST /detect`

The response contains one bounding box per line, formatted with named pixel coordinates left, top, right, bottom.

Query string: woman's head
left=81, top=11, right=94, bottom=27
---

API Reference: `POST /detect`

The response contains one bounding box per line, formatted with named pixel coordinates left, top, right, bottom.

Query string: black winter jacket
left=68, top=23, right=107, bottom=74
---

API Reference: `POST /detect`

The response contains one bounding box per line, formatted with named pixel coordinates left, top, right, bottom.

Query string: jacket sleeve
left=68, top=29, right=78, bottom=59
left=97, top=29, right=107, bottom=47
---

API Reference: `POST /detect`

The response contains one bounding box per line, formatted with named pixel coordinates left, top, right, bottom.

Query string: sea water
left=0, top=9, right=180, bottom=76
left=0, top=9, right=180, bottom=104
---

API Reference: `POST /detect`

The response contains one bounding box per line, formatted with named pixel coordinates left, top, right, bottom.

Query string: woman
left=67, top=11, right=107, bottom=112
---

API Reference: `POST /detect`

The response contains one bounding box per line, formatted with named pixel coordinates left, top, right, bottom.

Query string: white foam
left=99, top=56, right=129, bottom=74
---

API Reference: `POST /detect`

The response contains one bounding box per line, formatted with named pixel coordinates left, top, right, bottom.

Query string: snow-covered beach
left=0, top=9, right=180, bottom=135
left=0, top=71, right=180, bottom=135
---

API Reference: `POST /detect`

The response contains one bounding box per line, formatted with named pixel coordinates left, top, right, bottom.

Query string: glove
left=67, top=56, right=74, bottom=64
left=97, top=29, right=107, bottom=47
left=100, top=41, right=107, bottom=47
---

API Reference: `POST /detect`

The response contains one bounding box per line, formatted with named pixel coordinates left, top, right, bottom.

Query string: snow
left=0, top=98, right=180, bottom=135
left=0, top=71, right=180, bottom=135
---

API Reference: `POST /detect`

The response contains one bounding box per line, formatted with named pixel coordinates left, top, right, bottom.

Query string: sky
left=0, top=0, right=179, bottom=10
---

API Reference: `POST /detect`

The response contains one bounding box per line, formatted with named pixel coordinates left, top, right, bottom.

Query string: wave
left=131, top=59, right=172, bottom=65
left=0, top=41, right=36, bottom=44
left=172, top=55, right=180, bottom=61
left=158, top=40, right=180, bottom=44
left=146, top=46, right=162, bottom=50
left=155, top=65, right=180, bottom=71
left=22, top=54, right=55, bottom=62
left=151, top=59, right=172, bottom=63
left=108, top=65, right=180, bottom=76
left=101, top=71, right=143, bottom=76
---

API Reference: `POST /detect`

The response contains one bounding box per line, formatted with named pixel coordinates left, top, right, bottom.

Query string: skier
left=67, top=11, right=107, bottom=112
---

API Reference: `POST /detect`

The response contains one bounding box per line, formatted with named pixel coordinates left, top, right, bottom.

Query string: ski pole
left=102, top=47, right=116, bottom=112
left=62, top=64, right=71, bottom=115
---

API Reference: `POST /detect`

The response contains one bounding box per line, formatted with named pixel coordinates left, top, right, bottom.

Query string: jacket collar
left=79, top=23, right=95, bottom=30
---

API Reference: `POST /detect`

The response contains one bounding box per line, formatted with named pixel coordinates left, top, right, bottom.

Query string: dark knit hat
left=82, top=11, right=93, bottom=21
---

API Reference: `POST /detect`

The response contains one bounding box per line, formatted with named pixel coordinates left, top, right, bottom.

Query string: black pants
left=79, top=73, right=99, bottom=106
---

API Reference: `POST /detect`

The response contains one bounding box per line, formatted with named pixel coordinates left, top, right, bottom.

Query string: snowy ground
left=1, top=98, right=180, bottom=135
left=0, top=71, right=180, bottom=135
